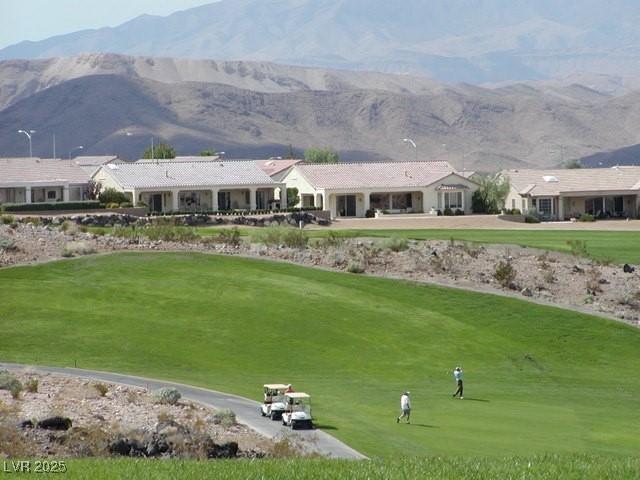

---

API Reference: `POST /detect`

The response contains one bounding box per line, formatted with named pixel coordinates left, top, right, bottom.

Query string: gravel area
left=0, top=369, right=280, bottom=459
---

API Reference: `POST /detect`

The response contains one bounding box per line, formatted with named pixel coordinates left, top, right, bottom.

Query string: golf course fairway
left=0, top=252, right=638, bottom=458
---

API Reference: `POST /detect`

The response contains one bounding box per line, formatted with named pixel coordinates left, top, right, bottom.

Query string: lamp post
left=402, top=138, right=417, bottom=162
left=18, top=129, right=36, bottom=158
left=69, top=145, right=84, bottom=160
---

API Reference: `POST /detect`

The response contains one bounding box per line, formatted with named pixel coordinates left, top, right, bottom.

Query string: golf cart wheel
left=270, top=411, right=279, bottom=421
left=291, top=420, right=298, bottom=430
left=260, top=408, right=266, bottom=417
left=282, top=418, right=287, bottom=426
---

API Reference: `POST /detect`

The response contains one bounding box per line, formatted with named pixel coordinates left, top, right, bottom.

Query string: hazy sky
left=0, top=0, right=218, bottom=49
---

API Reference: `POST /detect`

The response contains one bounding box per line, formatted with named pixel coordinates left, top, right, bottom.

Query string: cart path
left=1, top=362, right=367, bottom=460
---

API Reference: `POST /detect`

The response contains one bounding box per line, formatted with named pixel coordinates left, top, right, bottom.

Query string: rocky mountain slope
left=3, top=0, right=640, bottom=84
left=3, top=54, right=640, bottom=168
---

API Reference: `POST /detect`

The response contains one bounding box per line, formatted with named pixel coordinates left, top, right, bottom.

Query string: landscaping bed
left=0, top=369, right=286, bottom=460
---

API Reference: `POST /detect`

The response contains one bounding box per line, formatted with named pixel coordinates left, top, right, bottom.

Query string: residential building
left=93, top=160, right=285, bottom=213
left=282, top=161, right=478, bottom=218
left=256, top=159, right=303, bottom=182
left=0, top=157, right=91, bottom=204
left=502, top=167, right=640, bottom=220
left=72, top=155, right=123, bottom=176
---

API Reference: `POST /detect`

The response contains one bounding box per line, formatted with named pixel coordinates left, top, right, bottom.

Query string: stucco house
left=502, top=167, right=640, bottom=220
left=93, top=160, right=285, bottom=213
left=72, top=155, right=123, bottom=176
left=282, top=161, right=478, bottom=218
left=256, top=159, right=302, bottom=182
left=0, top=157, right=91, bottom=204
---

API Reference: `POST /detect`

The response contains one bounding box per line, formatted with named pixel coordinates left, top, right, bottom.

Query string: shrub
left=347, top=260, right=365, bottom=274
left=579, top=213, right=595, bottom=222
left=2, top=201, right=101, bottom=212
left=98, top=188, right=130, bottom=205
left=62, top=241, right=97, bottom=257
left=25, top=378, right=38, bottom=393
left=525, top=214, right=540, bottom=224
left=105, top=202, right=120, bottom=209
left=251, top=227, right=308, bottom=249
left=0, top=372, right=23, bottom=400
left=145, top=225, right=199, bottom=243
left=494, top=260, right=516, bottom=288
left=211, top=409, right=236, bottom=428
left=0, top=238, right=17, bottom=251
left=60, top=220, right=79, bottom=234
left=443, top=207, right=454, bottom=216
left=365, top=208, right=375, bottom=218
left=382, top=236, right=409, bottom=252
left=215, top=227, right=241, bottom=246
left=119, top=202, right=133, bottom=208
left=281, top=229, right=308, bottom=249
left=153, top=387, right=182, bottom=405
left=319, top=230, right=344, bottom=248
left=94, top=383, right=109, bottom=397
left=1, top=214, right=15, bottom=225
left=567, top=239, right=588, bottom=257
left=454, top=209, right=465, bottom=216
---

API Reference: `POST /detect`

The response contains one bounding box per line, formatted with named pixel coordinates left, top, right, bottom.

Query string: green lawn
left=1, top=253, right=639, bottom=459
left=88, top=226, right=640, bottom=263
left=26, top=456, right=640, bottom=480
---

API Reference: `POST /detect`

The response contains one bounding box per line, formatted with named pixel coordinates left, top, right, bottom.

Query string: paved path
left=1, top=362, right=366, bottom=460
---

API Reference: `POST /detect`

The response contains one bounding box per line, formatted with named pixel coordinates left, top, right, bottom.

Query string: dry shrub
left=270, top=437, right=303, bottom=458
left=62, top=241, right=97, bottom=257
left=94, top=383, right=109, bottom=397
left=62, top=425, right=113, bottom=457
left=212, top=409, right=236, bottom=429
left=586, top=267, right=603, bottom=295
left=25, top=378, right=39, bottom=393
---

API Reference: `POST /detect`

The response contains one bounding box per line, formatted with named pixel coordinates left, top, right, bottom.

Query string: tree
left=98, top=187, right=130, bottom=205
left=304, top=148, right=339, bottom=164
left=471, top=174, right=510, bottom=213
left=84, top=180, right=101, bottom=200
left=563, top=159, right=582, bottom=169
left=286, top=187, right=300, bottom=208
left=199, top=150, right=216, bottom=157
left=142, top=142, right=176, bottom=160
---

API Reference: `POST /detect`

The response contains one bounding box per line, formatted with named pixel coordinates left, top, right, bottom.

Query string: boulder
left=623, top=264, right=635, bottom=273
left=207, top=441, right=239, bottom=459
left=520, top=287, right=533, bottom=297
left=37, top=416, right=72, bottom=431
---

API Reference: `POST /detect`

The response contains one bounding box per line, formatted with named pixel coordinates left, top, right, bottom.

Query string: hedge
left=2, top=201, right=102, bottom=212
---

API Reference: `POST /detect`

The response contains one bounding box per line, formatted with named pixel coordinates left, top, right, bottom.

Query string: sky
left=0, top=0, right=218, bottom=49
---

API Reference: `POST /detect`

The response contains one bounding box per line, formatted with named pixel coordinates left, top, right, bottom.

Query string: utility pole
left=52, top=134, right=56, bottom=159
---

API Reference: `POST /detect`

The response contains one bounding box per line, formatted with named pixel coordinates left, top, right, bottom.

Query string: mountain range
left=3, top=0, right=640, bottom=85
left=3, top=53, right=640, bottom=169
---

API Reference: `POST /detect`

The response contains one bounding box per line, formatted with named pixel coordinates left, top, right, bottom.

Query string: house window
left=512, top=199, right=516, bottom=209
left=444, top=191, right=463, bottom=209
left=538, top=198, right=552, bottom=216
left=391, top=193, right=412, bottom=209
left=370, top=194, right=390, bottom=210
left=47, top=190, right=57, bottom=200
left=522, top=199, right=526, bottom=211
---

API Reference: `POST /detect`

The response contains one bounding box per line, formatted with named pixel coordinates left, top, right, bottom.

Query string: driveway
left=1, top=362, right=366, bottom=460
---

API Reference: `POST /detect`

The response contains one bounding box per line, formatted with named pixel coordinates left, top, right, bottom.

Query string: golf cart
left=281, top=392, right=313, bottom=430
left=260, top=384, right=289, bottom=420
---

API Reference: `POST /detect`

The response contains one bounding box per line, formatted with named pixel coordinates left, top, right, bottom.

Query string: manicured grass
left=29, top=456, right=640, bottom=479
left=87, top=226, right=640, bottom=263
left=1, top=253, right=639, bottom=458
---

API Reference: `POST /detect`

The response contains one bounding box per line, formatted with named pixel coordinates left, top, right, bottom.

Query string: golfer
left=396, top=391, right=411, bottom=423
left=452, top=367, right=463, bottom=399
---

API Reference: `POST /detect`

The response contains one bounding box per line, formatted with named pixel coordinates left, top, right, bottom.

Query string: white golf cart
left=281, top=392, right=313, bottom=430
left=260, top=384, right=289, bottom=420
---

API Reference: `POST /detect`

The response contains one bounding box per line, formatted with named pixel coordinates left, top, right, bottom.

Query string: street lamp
left=69, top=145, right=84, bottom=160
left=402, top=138, right=417, bottom=162
left=18, top=129, right=36, bottom=158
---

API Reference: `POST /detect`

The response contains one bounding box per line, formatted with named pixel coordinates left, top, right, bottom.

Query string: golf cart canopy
left=286, top=392, right=310, bottom=399
left=264, top=384, right=289, bottom=390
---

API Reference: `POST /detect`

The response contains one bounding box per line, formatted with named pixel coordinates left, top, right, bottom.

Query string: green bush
left=98, top=188, right=129, bottom=205
left=119, top=202, right=133, bottom=208
left=347, top=261, right=365, bottom=274
left=25, top=378, right=38, bottom=393
left=0, top=370, right=22, bottom=399
left=443, top=207, right=454, bottom=216
left=381, top=236, right=409, bottom=252
left=365, top=208, right=375, bottom=218
left=144, top=226, right=199, bottom=243
left=2, top=201, right=101, bottom=212
left=579, top=213, right=595, bottom=222
left=153, top=387, right=182, bottom=405
left=0, top=238, right=17, bottom=251
left=212, top=409, right=236, bottom=428
left=105, top=202, right=120, bottom=209
left=215, top=227, right=241, bottom=247
left=494, top=260, right=516, bottom=288
left=454, top=209, right=465, bottom=216
left=250, top=227, right=308, bottom=249
left=567, top=239, right=588, bottom=257
left=1, top=214, right=15, bottom=225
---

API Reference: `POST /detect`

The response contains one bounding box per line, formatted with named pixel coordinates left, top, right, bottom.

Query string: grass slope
left=1, top=253, right=639, bottom=458
left=42, top=456, right=640, bottom=480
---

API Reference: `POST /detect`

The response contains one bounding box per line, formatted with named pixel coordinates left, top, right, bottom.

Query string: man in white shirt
left=452, top=367, right=463, bottom=399
left=396, top=391, right=411, bottom=423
